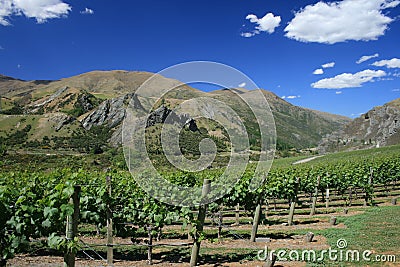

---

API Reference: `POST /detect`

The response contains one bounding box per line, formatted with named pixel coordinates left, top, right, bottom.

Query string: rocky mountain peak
left=319, top=98, right=400, bottom=153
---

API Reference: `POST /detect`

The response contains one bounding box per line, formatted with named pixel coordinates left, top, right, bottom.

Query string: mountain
left=207, top=88, right=350, bottom=150
left=0, top=70, right=351, bottom=157
left=318, top=98, right=400, bottom=153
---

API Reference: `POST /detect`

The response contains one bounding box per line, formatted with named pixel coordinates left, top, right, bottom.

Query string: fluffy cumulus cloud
left=372, top=58, right=400, bottom=68
left=0, top=0, right=14, bottom=25
left=240, top=32, right=256, bottom=38
left=357, top=53, right=379, bottom=64
left=241, top=12, right=281, bottom=37
left=313, top=62, right=335, bottom=74
left=313, top=69, right=324, bottom=75
left=0, top=0, right=71, bottom=25
left=312, top=69, right=387, bottom=89
left=238, top=82, right=246, bottom=88
left=80, top=7, right=94, bottom=15
left=284, top=0, right=400, bottom=44
left=322, top=62, right=335, bottom=68
left=282, top=95, right=301, bottom=99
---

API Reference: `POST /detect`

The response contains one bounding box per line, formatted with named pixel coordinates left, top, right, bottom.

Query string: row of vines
left=0, top=152, right=399, bottom=265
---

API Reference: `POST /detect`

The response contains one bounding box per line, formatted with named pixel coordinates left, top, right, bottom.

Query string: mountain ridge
left=0, top=70, right=351, bottom=156
left=319, top=98, right=400, bottom=153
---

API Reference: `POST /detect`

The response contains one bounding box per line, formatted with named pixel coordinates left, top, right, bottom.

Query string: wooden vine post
left=288, top=177, right=300, bottom=226
left=310, top=176, right=321, bottom=216
left=364, top=168, right=374, bottom=207
left=234, top=203, right=240, bottom=225
left=64, top=185, right=81, bottom=267
left=217, top=211, right=223, bottom=241
left=147, top=226, right=153, bottom=265
left=325, top=187, right=330, bottom=214
left=348, top=187, right=353, bottom=207
left=250, top=198, right=262, bottom=242
left=106, top=176, right=113, bottom=266
left=190, top=179, right=211, bottom=267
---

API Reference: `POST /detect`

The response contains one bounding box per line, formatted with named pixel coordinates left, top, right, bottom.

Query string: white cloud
left=0, top=0, right=71, bottom=25
left=240, top=32, right=256, bottom=38
left=80, top=7, right=94, bottom=15
left=286, top=95, right=301, bottom=99
left=372, top=58, right=400, bottom=68
left=241, top=12, right=281, bottom=37
left=313, top=68, right=324, bottom=75
left=282, top=95, right=301, bottom=99
left=383, top=0, right=400, bottom=8
left=0, top=0, right=14, bottom=25
left=238, top=82, right=246, bottom=88
left=350, top=112, right=364, bottom=117
left=322, top=62, right=335, bottom=68
left=377, top=77, right=393, bottom=81
left=392, top=88, right=400, bottom=92
left=357, top=53, right=379, bottom=64
left=284, top=0, right=399, bottom=44
left=312, top=69, right=387, bottom=89
left=336, top=91, right=343, bottom=94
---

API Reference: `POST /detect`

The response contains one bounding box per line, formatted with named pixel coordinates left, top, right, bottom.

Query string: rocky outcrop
left=76, top=93, right=96, bottom=113
left=80, top=94, right=199, bottom=146
left=47, top=113, right=75, bottom=131
left=319, top=99, right=400, bottom=153
left=34, top=87, right=68, bottom=108
left=146, top=105, right=197, bottom=130
left=80, top=93, right=143, bottom=130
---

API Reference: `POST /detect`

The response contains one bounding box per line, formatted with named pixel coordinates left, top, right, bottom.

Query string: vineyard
left=1, top=145, right=400, bottom=266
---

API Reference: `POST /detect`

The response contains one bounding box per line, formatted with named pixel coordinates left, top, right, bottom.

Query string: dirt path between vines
left=292, top=155, right=323, bottom=165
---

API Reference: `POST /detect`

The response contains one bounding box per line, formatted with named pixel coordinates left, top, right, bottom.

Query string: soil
left=6, top=201, right=394, bottom=266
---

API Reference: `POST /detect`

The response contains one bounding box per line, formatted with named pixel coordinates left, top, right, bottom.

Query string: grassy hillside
left=0, top=71, right=352, bottom=159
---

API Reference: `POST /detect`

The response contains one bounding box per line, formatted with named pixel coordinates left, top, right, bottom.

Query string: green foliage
left=0, top=147, right=399, bottom=264
left=0, top=170, right=77, bottom=262
left=0, top=124, right=31, bottom=147
left=0, top=144, right=6, bottom=156
left=0, top=103, right=24, bottom=115
left=65, top=92, right=101, bottom=118
left=50, top=126, right=112, bottom=153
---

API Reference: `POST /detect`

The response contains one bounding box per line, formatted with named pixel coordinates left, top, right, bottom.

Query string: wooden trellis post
left=310, top=176, right=321, bottom=216
left=64, top=185, right=81, bottom=267
left=106, top=176, right=113, bottom=266
left=190, top=179, right=211, bottom=267
left=288, top=177, right=300, bottom=226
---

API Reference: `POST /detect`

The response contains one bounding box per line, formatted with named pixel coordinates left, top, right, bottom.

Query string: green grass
left=269, top=144, right=400, bottom=170
left=91, top=92, right=116, bottom=99
left=0, top=98, right=14, bottom=110
left=0, top=115, right=40, bottom=137
left=307, top=144, right=400, bottom=165
left=271, top=154, right=311, bottom=169
left=306, top=206, right=400, bottom=266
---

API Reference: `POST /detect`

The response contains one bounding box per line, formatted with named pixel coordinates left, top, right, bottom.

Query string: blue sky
left=0, top=0, right=400, bottom=117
